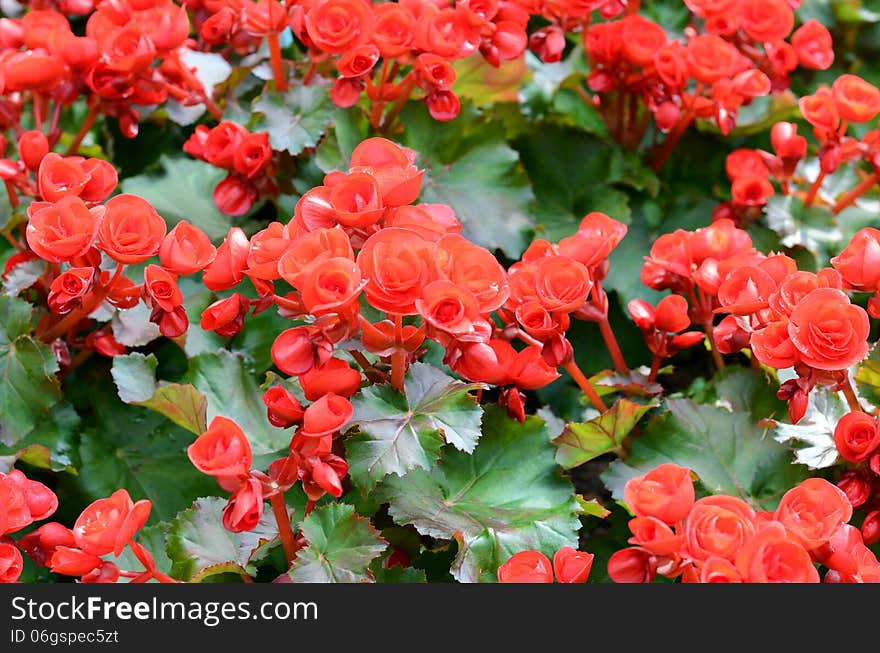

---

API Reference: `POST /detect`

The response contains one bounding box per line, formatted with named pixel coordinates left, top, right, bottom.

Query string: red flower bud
left=861, top=510, right=880, bottom=546
left=300, top=393, right=353, bottom=438
left=200, top=293, right=250, bottom=338
left=202, top=227, right=250, bottom=291
left=222, top=477, right=264, bottom=532
left=553, top=546, right=594, bottom=583
left=299, top=358, right=362, bottom=401
left=263, top=386, right=305, bottom=428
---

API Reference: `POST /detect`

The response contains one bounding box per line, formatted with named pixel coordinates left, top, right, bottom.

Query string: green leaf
left=166, top=497, right=279, bottom=582
left=452, top=57, right=530, bottom=106
left=252, top=84, right=334, bottom=156
left=111, top=353, right=158, bottom=403
left=288, top=503, right=387, bottom=583
left=112, top=353, right=208, bottom=434
left=119, top=155, right=231, bottom=241
left=602, top=397, right=810, bottom=511
left=856, top=343, right=880, bottom=408
left=400, top=103, right=536, bottom=257
left=346, top=363, right=484, bottom=493
left=183, top=351, right=290, bottom=455
left=0, top=297, right=61, bottom=446
left=765, top=194, right=841, bottom=266
left=78, top=395, right=218, bottom=522
left=0, top=402, right=80, bottom=473
left=552, top=88, right=610, bottom=138
left=553, top=399, right=657, bottom=469
left=376, top=405, right=581, bottom=582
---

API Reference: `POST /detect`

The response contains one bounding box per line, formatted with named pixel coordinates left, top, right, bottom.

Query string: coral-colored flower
left=832, top=75, right=880, bottom=124
left=834, top=411, right=880, bottom=463
left=159, top=221, right=217, bottom=276
left=791, top=20, right=834, bottom=70
left=775, top=478, right=852, bottom=550
left=26, top=197, right=102, bottom=263
left=830, top=228, right=880, bottom=292
left=47, top=267, right=95, bottom=315
left=300, top=393, right=353, bottom=437
left=349, top=138, right=423, bottom=208
left=356, top=227, right=437, bottom=315
left=188, top=416, right=253, bottom=479
left=684, top=496, right=757, bottom=563
left=97, top=194, right=166, bottom=264
left=497, top=550, right=553, bottom=583
left=305, top=0, right=375, bottom=54
left=73, top=489, right=151, bottom=557
left=787, top=288, right=869, bottom=371
left=735, top=522, right=819, bottom=582
left=299, top=358, right=362, bottom=402
left=623, top=463, right=695, bottom=525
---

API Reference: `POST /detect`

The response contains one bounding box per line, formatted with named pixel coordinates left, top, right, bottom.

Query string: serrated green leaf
left=119, top=155, right=231, bottom=241
left=166, top=497, right=279, bottom=582
left=602, top=397, right=810, bottom=510
left=553, top=398, right=656, bottom=469
left=252, top=84, right=334, bottom=156
left=346, top=363, right=483, bottom=493
left=183, top=351, right=290, bottom=455
left=0, top=299, right=61, bottom=446
left=288, top=503, right=386, bottom=583
left=377, top=405, right=581, bottom=582
left=400, top=104, right=535, bottom=257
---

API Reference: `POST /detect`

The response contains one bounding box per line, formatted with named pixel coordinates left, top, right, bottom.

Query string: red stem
left=832, top=171, right=880, bottom=215
left=562, top=360, right=607, bottom=412
left=391, top=313, right=406, bottom=393
left=803, top=169, right=827, bottom=207
left=598, top=316, right=629, bottom=374
left=267, top=32, right=289, bottom=93
left=66, top=100, right=99, bottom=155
left=648, top=354, right=662, bottom=383
left=270, top=492, right=298, bottom=565
left=841, top=375, right=862, bottom=413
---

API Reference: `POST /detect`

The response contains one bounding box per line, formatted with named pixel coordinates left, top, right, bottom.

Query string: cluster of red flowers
left=0, top=470, right=58, bottom=583
left=636, top=216, right=872, bottom=423
left=188, top=0, right=530, bottom=126
left=20, top=490, right=170, bottom=583
left=0, top=1, right=216, bottom=153
left=184, top=120, right=276, bottom=215
left=720, top=75, right=880, bottom=219
left=196, top=137, right=631, bottom=424
left=609, top=463, right=880, bottom=583
left=17, top=150, right=222, bottom=357
left=833, top=413, right=880, bottom=549
left=497, top=546, right=594, bottom=583
left=529, top=1, right=833, bottom=165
